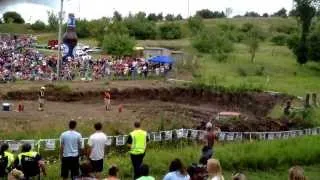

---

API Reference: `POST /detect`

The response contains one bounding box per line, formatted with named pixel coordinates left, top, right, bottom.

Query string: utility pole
left=188, top=0, right=190, bottom=18
left=57, top=0, right=64, bottom=80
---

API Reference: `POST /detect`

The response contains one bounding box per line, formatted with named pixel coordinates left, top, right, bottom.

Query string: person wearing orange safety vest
left=126, top=121, right=148, bottom=180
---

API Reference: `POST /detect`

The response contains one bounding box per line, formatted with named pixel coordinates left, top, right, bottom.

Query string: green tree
left=76, top=19, right=91, bottom=38
left=89, top=17, right=109, bottom=45
left=113, top=11, right=122, bottom=21
left=187, top=16, right=205, bottom=34
left=307, top=31, right=320, bottom=61
left=159, top=22, right=183, bottom=39
left=175, top=14, right=183, bottom=20
left=47, top=11, right=59, bottom=31
left=244, top=11, right=260, bottom=17
left=272, top=8, right=288, bottom=17
left=147, top=13, right=158, bottom=21
left=165, top=14, right=175, bottom=21
left=157, top=13, right=163, bottom=21
left=3, top=11, right=24, bottom=24
left=245, top=26, right=262, bottom=63
left=124, top=17, right=157, bottom=40
left=192, top=28, right=234, bottom=61
left=135, top=12, right=146, bottom=20
left=102, top=33, right=135, bottom=56
left=31, top=20, right=46, bottom=31
left=291, top=0, right=319, bottom=64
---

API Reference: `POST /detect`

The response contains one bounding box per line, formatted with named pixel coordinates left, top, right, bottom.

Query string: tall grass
left=40, top=136, right=320, bottom=179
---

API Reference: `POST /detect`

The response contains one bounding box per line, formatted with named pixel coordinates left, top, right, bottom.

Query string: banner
left=164, top=131, right=173, bottom=141
left=176, top=129, right=184, bottom=139
left=8, top=141, right=20, bottom=152
left=116, top=136, right=126, bottom=146
left=106, top=136, right=113, bottom=146
left=45, top=139, right=56, bottom=151
left=1, top=127, right=319, bottom=151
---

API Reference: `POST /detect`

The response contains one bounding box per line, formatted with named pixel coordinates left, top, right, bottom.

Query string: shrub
left=125, top=18, right=157, bottom=40
left=102, top=33, right=136, bottom=56
left=159, top=22, right=182, bottom=40
left=3, top=11, right=25, bottom=24
left=31, top=20, right=46, bottom=31
left=187, top=16, right=205, bottom=34
left=237, top=67, right=248, bottom=77
left=192, top=28, right=234, bottom=61
left=271, top=34, right=289, bottom=46
left=308, top=31, right=320, bottom=61
left=76, top=19, right=91, bottom=38
left=255, top=66, right=265, bottom=76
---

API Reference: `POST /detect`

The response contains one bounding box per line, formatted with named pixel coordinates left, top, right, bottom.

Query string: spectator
left=60, top=120, right=83, bottom=180
left=232, top=172, right=246, bottom=180
left=13, top=143, right=46, bottom=180
left=87, top=122, right=107, bottom=179
left=7, top=169, right=24, bottom=180
left=127, top=121, right=148, bottom=179
left=289, top=166, right=306, bottom=180
left=0, top=143, right=15, bottom=178
left=163, top=159, right=190, bottom=180
left=104, top=165, right=119, bottom=180
left=137, top=164, right=155, bottom=180
left=75, top=161, right=97, bottom=180
left=200, top=122, right=217, bottom=164
left=207, top=159, right=224, bottom=180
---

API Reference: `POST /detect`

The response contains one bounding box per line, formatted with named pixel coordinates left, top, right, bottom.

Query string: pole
left=57, top=0, right=64, bottom=80
left=187, top=0, right=190, bottom=17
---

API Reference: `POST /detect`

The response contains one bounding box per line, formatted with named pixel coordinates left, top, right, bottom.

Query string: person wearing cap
left=199, top=122, right=218, bottom=165
left=13, top=143, right=46, bottom=180
left=38, top=86, right=46, bottom=111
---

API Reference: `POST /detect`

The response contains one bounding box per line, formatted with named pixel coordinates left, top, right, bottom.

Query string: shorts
left=90, top=159, right=104, bottom=172
left=38, top=98, right=44, bottom=104
left=61, top=156, right=79, bottom=178
left=104, top=98, right=110, bottom=105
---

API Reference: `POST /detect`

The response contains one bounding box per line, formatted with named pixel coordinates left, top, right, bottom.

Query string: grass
left=195, top=43, right=320, bottom=96
left=38, top=136, right=320, bottom=179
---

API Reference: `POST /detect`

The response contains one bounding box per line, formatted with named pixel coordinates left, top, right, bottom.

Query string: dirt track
left=0, top=82, right=294, bottom=139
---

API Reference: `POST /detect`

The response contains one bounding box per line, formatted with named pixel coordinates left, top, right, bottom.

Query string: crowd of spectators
left=0, top=34, right=172, bottom=83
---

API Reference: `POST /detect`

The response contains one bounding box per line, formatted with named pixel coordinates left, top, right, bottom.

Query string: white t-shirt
left=210, top=176, right=224, bottom=180
left=88, top=131, right=107, bottom=160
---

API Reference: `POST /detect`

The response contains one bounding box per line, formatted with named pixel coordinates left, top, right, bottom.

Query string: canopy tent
left=148, top=56, right=174, bottom=64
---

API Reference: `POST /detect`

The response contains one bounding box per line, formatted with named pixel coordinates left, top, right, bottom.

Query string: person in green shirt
left=137, top=164, right=155, bottom=180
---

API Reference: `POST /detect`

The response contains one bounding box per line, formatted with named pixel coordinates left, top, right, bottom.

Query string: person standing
left=87, top=122, right=107, bottom=179
left=0, top=143, right=15, bottom=178
left=127, top=121, right=147, bottom=180
left=14, top=143, right=46, bottom=180
left=60, top=120, right=82, bottom=180
left=38, top=86, right=45, bottom=111
left=104, top=89, right=111, bottom=111
left=199, top=123, right=218, bottom=165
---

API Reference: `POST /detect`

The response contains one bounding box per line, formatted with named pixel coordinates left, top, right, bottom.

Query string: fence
left=2, top=127, right=320, bottom=153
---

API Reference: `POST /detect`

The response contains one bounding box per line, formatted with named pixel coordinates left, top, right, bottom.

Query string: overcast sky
left=0, top=0, right=294, bottom=23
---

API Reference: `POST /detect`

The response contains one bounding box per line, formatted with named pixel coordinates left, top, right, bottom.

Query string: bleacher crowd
left=0, top=120, right=308, bottom=180
left=0, top=34, right=172, bottom=82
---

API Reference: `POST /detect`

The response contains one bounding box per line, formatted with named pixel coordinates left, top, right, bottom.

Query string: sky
left=0, top=0, right=295, bottom=23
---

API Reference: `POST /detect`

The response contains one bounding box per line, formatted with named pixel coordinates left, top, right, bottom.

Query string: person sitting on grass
left=75, top=161, right=97, bottom=180
left=207, top=159, right=224, bottom=180
left=137, top=164, right=155, bottom=180
left=232, top=172, right=246, bottom=180
left=289, top=166, right=306, bottom=180
left=163, top=158, right=190, bottom=180
left=104, top=165, right=119, bottom=180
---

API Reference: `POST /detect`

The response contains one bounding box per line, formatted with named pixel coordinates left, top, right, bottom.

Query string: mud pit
left=0, top=86, right=292, bottom=139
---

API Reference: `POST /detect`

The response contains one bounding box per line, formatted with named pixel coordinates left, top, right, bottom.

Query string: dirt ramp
left=2, top=87, right=290, bottom=117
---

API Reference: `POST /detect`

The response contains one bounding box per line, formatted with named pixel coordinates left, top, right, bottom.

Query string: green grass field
left=40, top=136, right=320, bottom=179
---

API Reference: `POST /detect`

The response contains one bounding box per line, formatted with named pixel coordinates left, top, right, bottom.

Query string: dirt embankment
left=1, top=86, right=291, bottom=118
